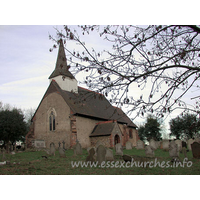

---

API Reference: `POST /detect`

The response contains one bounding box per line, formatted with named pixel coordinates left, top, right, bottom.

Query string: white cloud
left=0, top=75, right=49, bottom=109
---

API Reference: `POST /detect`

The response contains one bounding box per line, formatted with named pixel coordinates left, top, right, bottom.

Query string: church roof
left=46, top=80, right=137, bottom=128
left=49, top=39, right=75, bottom=79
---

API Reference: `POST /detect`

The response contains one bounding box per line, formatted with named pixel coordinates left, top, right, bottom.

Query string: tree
left=169, top=113, right=200, bottom=140
left=50, top=25, right=200, bottom=119
left=138, top=115, right=162, bottom=141
left=0, top=106, right=27, bottom=145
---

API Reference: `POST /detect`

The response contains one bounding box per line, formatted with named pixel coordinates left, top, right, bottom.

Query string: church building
left=26, top=39, right=139, bottom=149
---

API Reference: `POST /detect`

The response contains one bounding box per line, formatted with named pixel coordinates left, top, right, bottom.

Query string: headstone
left=161, top=140, right=169, bottom=150
left=149, top=139, right=157, bottom=150
left=187, top=138, right=195, bottom=151
left=194, top=138, right=200, bottom=143
left=155, top=141, right=161, bottom=149
left=175, top=140, right=182, bottom=152
left=125, top=141, right=132, bottom=150
left=145, top=145, right=154, bottom=157
left=50, top=143, right=56, bottom=156
left=105, top=148, right=114, bottom=161
left=115, top=143, right=123, bottom=156
left=86, top=147, right=96, bottom=163
left=58, top=142, right=61, bottom=148
left=191, top=142, right=200, bottom=159
left=96, top=145, right=106, bottom=164
left=58, top=147, right=66, bottom=158
left=62, top=141, right=66, bottom=149
left=136, top=140, right=144, bottom=149
left=73, top=142, right=82, bottom=156
left=169, top=140, right=179, bottom=158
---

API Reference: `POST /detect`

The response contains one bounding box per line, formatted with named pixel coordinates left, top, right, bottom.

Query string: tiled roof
left=90, top=121, right=116, bottom=137
left=49, top=81, right=137, bottom=128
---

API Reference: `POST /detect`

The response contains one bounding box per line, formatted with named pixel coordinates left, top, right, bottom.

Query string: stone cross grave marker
left=115, top=143, right=123, bottom=156
left=125, top=141, right=132, bottom=150
left=50, top=143, right=56, bottom=156
left=191, top=142, right=200, bottom=159
left=62, top=141, right=66, bottom=150
left=96, top=145, right=106, bottom=164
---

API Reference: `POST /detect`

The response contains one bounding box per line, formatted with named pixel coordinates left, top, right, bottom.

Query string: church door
left=114, top=134, right=120, bottom=145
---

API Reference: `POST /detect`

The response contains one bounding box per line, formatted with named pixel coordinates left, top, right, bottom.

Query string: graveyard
left=1, top=142, right=200, bottom=175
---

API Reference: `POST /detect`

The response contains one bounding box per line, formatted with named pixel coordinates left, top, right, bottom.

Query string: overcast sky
left=0, top=25, right=62, bottom=109
left=0, top=24, right=199, bottom=135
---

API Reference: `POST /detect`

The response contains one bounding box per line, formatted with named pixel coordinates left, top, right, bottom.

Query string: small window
left=49, top=111, right=56, bottom=131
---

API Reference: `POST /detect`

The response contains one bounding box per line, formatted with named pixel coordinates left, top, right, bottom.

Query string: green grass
left=0, top=148, right=199, bottom=175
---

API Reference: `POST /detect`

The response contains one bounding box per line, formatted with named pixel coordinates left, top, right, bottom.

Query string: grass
left=0, top=148, right=200, bottom=175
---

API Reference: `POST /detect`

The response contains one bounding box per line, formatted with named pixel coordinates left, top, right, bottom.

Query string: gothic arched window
left=49, top=111, right=56, bottom=131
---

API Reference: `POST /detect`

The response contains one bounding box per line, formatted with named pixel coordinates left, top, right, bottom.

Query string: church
left=26, top=39, right=139, bottom=149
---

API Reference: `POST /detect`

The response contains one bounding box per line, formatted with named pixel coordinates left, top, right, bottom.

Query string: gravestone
left=58, top=147, right=66, bottom=158
left=191, top=142, right=200, bottom=159
left=149, top=139, right=157, bottom=150
left=161, top=140, right=169, bottom=150
left=136, top=140, right=144, bottom=149
left=125, top=141, right=132, bottom=150
left=105, top=148, right=114, bottom=161
left=86, top=147, right=95, bottom=163
left=155, top=141, right=161, bottom=149
left=169, top=140, right=179, bottom=158
left=145, top=145, right=154, bottom=157
left=96, top=145, right=106, bottom=164
left=115, top=143, right=123, bottom=156
left=194, top=138, right=200, bottom=143
left=50, top=143, right=56, bottom=156
left=175, top=140, right=182, bottom=152
left=187, top=138, right=195, bottom=151
left=58, top=142, right=61, bottom=148
left=73, top=141, right=82, bottom=156
left=62, top=141, right=66, bottom=149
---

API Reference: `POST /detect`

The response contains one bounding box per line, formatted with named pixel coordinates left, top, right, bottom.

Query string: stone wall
left=76, top=116, right=102, bottom=148
left=33, top=92, right=71, bottom=149
left=90, top=135, right=111, bottom=148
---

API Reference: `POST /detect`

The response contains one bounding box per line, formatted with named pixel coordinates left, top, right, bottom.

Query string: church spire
left=49, top=39, right=78, bottom=93
left=49, top=39, right=75, bottom=79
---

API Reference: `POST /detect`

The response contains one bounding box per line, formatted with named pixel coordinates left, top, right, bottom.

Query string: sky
left=0, top=24, right=199, bottom=137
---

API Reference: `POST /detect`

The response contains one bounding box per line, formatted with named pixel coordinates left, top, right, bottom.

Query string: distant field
left=0, top=148, right=199, bottom=175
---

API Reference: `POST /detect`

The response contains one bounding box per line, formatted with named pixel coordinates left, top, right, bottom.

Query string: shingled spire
left=49, top=39, right=78, bottom=93
left=49, top=39, right=75, bottom=79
